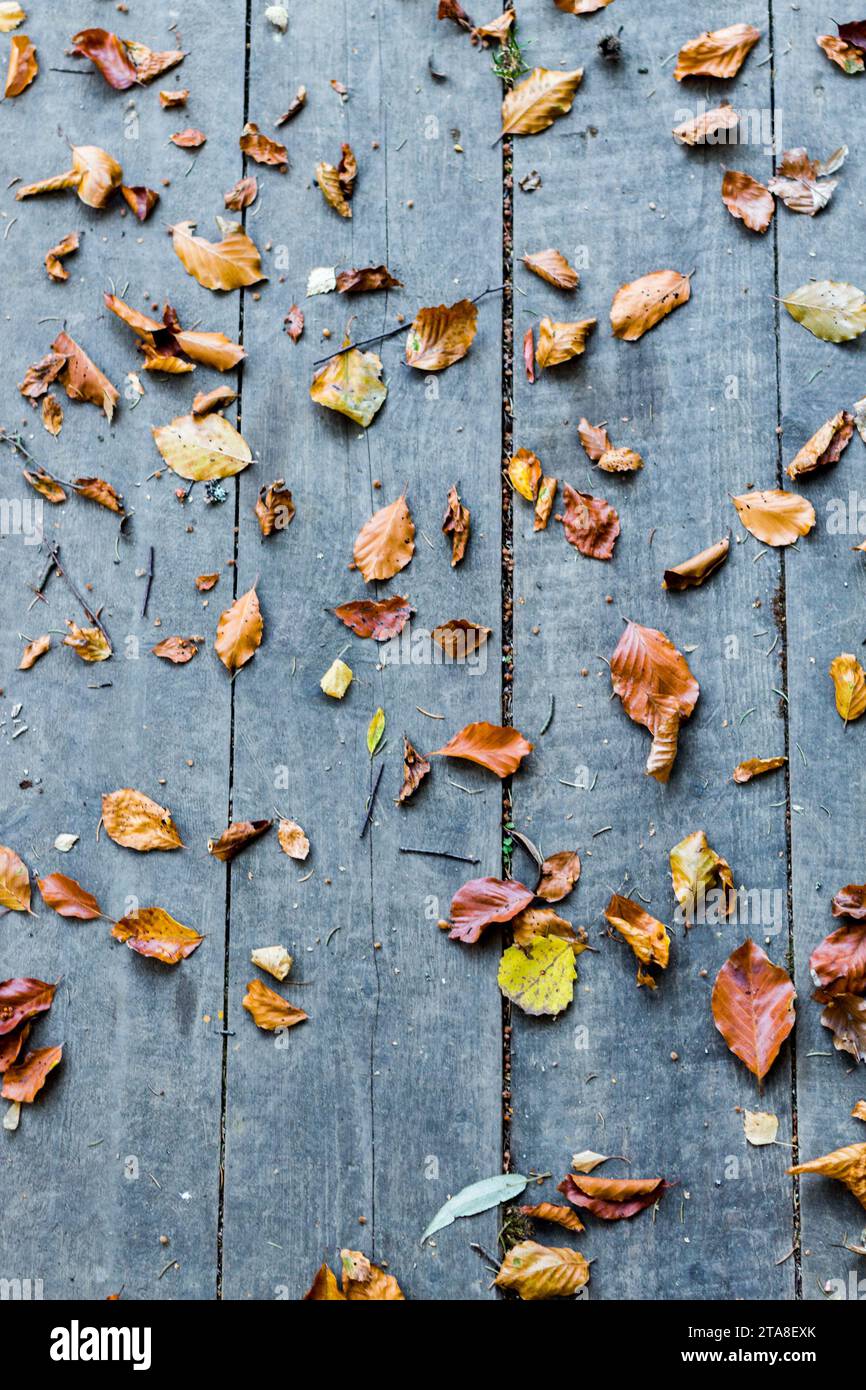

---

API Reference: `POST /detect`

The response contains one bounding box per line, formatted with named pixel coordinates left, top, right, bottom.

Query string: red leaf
left=711, top=938, right=796, bottom=1082
left=448, top=877, right=534, bottom=944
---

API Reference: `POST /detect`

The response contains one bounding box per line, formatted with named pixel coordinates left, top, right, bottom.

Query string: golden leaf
left=536, top=316, right=595, bottom=368
left=611, top=269, right=691, bottom=341
left=215, top=585, right=263, bottom=674
left=41, top=396, right=63, bottom=437
left=310, top=345, right=387, bottom=427
left=112, top=908, right=203, bottom=965
left=152, top=412, right=252, bottom=481
left=501, top=66, right=583, bottom=136
left=732, top=489, right=815, bottom=546
left=497, top=937, right=577, bottom=1016
left=783, top=280, right=866, bottom=342
left=242, top=977, right=308, bottom=1031
left=508, top=448, right=542, bottom=500
left=518, top=1202, right=584, bottom=1233
left=674, top=23, right=761, bottom=81
left=63, top=621, right=111, bottom=663
left=786, top=411, right=854, bottom=478
left=405, top=299, right=478, bottom=371
left=353, top=494, right=415, bottom=581
left=170, top=220, right=266, bottom=291
left=0, top=845, right=32, bottom=913
left=17, top=145, right=122, bottom=209
left=789, top=1142, right=866, bottom=1212
left=340, top=1251, right=404, bottom=1300
left=829, top=653, right=866, bottom=723
left=494, top=1240, right=590, bottom=1300
left=19, top=633, right=50, bottom=670
left=669, top=830, right=735, bottom=927
left=732, top=756, right=786, bottom=784
left=320, top=658, right=353, bottom=698
left=101, top=789, right=183, bottom=851
left=604, top=893, right=670, bottom=986
left=5, top=33, right=36, bottom=96
left=721, top=169, right=774, bottom=233
left=522, top=248, right=579, bottom=290
left=598, top=446, right=643, bottom=473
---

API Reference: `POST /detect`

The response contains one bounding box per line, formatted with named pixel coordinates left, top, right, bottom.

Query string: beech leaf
left=102, top=789, right=183, bottom=852
left=431, top=721, right=533, bottom=778
left=501, top=66, right=583, bottom=136
left=242, top=977, right=308, bottom=1031
left=610, top=620, right=699, bottom=781
left=494, top=1240, right=590, bottom=1300
left=37, top=873, right=102, bottom=921
left=611, top=270, right=691, bottom=341
left=405, top=299, right=478, bottom=371
left=783, top=280, right=866, bottom=342
left=352, top=495, right=414, bottom=581
left=310, top=345, right=387, bottom=427
left=215, top=585, right=263, bottom=674
left=732, top=489, right=815, bottom=546
left=712, top=938, right=795, bottom=1082
left=397, top=736, right=431, bottom=804
left=829, top=653, right=866, bottom=723
left=674, top=23, right=760, bottom=81
left=1, top=1046, right=62, bottom=1103
left=112, top=907, right=203, bottom=964
left=789, top=1143, right=866, bottom=1212
left=448, top=877, right=534, bottom=944
left=0, top=845, right=32, bottom=913
left=170, top=220, right=266, bottom=291
left=497, top=937, right=577, bottom=1016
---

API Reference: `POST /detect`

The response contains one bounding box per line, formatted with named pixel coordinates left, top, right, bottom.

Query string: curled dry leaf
left=431, top=721, right=533, bottom=778
left=431, top=619, right=490, bottom=660
left=112, top=908, right=203, bottom=964
left=559, top=1172, right=670, bottom=1220
left=209, top=819, right=272, bottom=862
left=224, top=176, right=258, bottom=210
left=242, top=977, right=307, bottom=1031
left=160, top=87, right=189, bottom=107
left=170, top=128, right=206, bottom=148
left=820, top=994, right=866, bottom=1062
left=512, top=906, right=586, bottom=955
left=732, top=755, right=786, bottom=784
left=255, top=480, right=295, bottom=537
left=44, top=232, right=79, bottom=282
left=0, top=5, right=25, bottom=34
left=105, top=293, right=246, bottom=371
left=152, top=636, right=198, bottom=664
left=789, top=1143, right=866, bottom=1212
left=811, top=922, right=866, bottom=996
left=732, top=489, right=815, bottom=546
left=0, top=978, right=55, bottom=1034
left=277, top=819, right=310, bottom=860
left=334, top=596, right=414, bottom=641
left=494, top=1241, right=589, bottom=1301
left=534, top=475, right=557, bottom=531
left=663, top=535, right=730, bottom=590
left=2, top=1046, right=62, bottom=1103
left=558, top=484, right=619, bottom=561
left=102, top=789, right=183, bottom=851
left=336, top=265, right=402, bottom=293
left=251, top=946, right=292, bottom=982
left=523, top=326, right=535, bottom=382
left=438, top=0, right=474, bottom=29
left=721, top=169, right=774, bottom=233
left=787, top=411, right=854, bottom=479
left=316, top=143, right=356, bottom=217
left=783, top=280, right=866, bottom=342
left=470, top=9, right=515, bottom=46
left=604, top=893, right=670, bottom=988
left=321, top=658, right=353, bottom=698
left=239, top=122, right=288, bottom=168
left=52, top=332, right=119, bottom=420
left=672, top=103, right=738, bottom=145
left=23, top=466, right=64, bottom=502
left=284, top=306, right=304, bottom=342
left=832, top=884, right=866, bottom=922
left=498, top=937, right=577, bottom=1016
left=310, top=345, right=387, bottom=427
left=443, top=483, right=470, bottom=565
left=669, top=830, right=735, bottom=927
left=192, top=385, right=237, bottom=417
left=339, top=1251, right=404, bottom=1301
left=536, top=851, right=581, bottom=904
left=216, top=585, right=263, bottom=674
left=598, top=446, right=643, bottom=473
left=519, top=1202, right=584, bottom=1233
left=397, top=736, right=431, bottom=803
left=72, top=28, right=184, bottom=87
left=830, top=653, right=866, bottom=723
left=19, top=352, right=66, bottom=402
left=353, top=494, right=414, bottom=581
left=63, top=622, right=111, bottom=663
left=674, top=23, right=760, bottom=81
left=448, top=877, right=534, bottom=944
left=276, top=86, right=306, bottom=125
left=170, top=220, right=266, bottom=291
left=41, top=395, right=63, bottom=436
left=120, top=185, right=159, bottom=221
left=73, top=477, right=124, bottom=513
left=19, top=634, right=50, bottom=670
left=712, top=938, right=795, bottom=1082
left=5, top=33, right=36, bottom=96
left=768, top=147, right=842, bottom=216
left=501, top=66, right=583, bottom=137
left=578, top=418, right=612, bottom=462
left=0, top=846, right=32, bottom=913
left=816, top=33, right=864, bottom=73
left=196, top=572, right=220, bottom=591
left=508, top=448, right=542, bottom=500
left=610, top=270, right=691, bottom=341
left=17, top=144, right=122, bottom=209
left=536, top=316, right=595, bottom=368
left=405, top=299, right=478, bottom=372
left=522, top=249, right=579, bottom=290
left=37, top=873, right=102, bottom=921
left=0, top=1023, right=30, bottom=1073
left=152, top=413, right=252, bottom=482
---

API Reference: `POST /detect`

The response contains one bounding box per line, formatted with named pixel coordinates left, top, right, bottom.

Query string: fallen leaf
left=522, top=249, right=578, bottom=290
left=604, top=893, right=670, bottom=987
left=321, top=658, right=353, bottom=698
left=783, top=280, right=866, bottom=342
left=559, top=1172, right=670, bottom=1220
left=448, top=877, right=534, bottom=944
left=498, top=936, right=577, bottom=1016
left=786, top=412, right=854, bottom=478
left=0, top=1024, right=29, bottom=1073
left=215, top=586, right=263, bottom=674
left=5, top=32, right=36, bottom=96
left=242, top=977, right=307, bottom=1031
left=536, top=316, right=595, bottom=368
left=836, top=21, right=866, bottom=52
left=152, top=636, right=198, bottom=664
left=340, top=1252, right=404, bottom=1301
left=557, top=484, right=619, bottom=559
left=336, top=265, right=402, bottom=293
left=721, top=169, right=774, bottom=233
left=443, top=483, right=470, bottom=564
left=0, top=5, right=25, bottom=34
left=353, top=494, right=414, bottom=581
left=41, top=394, right=64, bottom=436
left=51, top=331, right=118, bottom=420
left=554, top=0, right=613, bottom=10
left=255, top=480, right=295, bottom=537
left=789, top=1143, right=866, bottom=1211
left=63, top=621, right=111, bottom=663
left=431, top=721, right=533, bottom=778
left=611, top=270, right=691, bottom=341
left=196, top=572, right=220, bottom=591
left=152, top=412, right=252, bottom=482
left=663, top=535, right=730, bottom=590
left=811, top=923, right=866, bottom=997
left=855, top=1101, right=866, bottom=1120
left=438, top=0, right=474, bottom=29
left=284, top=305, right=304, bottom=342
left=830, top=653, right=866, bottom=723
left=494, top=1240, right=589, bottom=1300
left=277, top=820, right=310, bottom=860
left=276, top=86, right=307, bottom=125
left=112, top=908, right=203, bottom=964
left=191, top=385, right=237, bottom=417
left=523, top=326, right=535, bottom=382
left=832, top=885, right=866, bottom=921
left=571, top=1151, right=614, bottom=1173
left=405, top=299, right=478, bottom=371
left=170, top=127, right=206, bottom=148
left=732, top=489, right=815, bottom=546
left=37, top=872, right=102, bottom=921
left=501, top=66, right=583, bottom=136
left=536, top=851, right=581, bottom=903
left=672, top=103, right=738, bottom=145
left=208, top=820, right=272, bottom=861
left=72, top=28, right=184, bottom=86
left=431, top=619, right=490, bottom=660
left=820, top=994, right=866, bottom=1062
left=598, top=446, right=643, bottom=473
left=239, top=121, right=288, bottom=168
left=19, top=352, right=67, bottom=402
left=170, top=220, right=266, bottom=291
left=19, top=634, right=50, bottom=670
left=744, top=1109, right=780, bottom=1146
left=17, top=144, right=122, bottom=209
left=518, top=1203, right=585, bottom=1233
left=470, top=9, right=516, bottom=45
left=1, top=1046, right=62, bottom=1103
left=303, top=1266, right=345, bottom=1300
left=768, top=146, right=842, bottom=215
left=315, top=144, right=356, bottom=217
left=334, top=596, right=414, bottom=641
left=534, top=475, right=557, bottom=530
left=0, top=978, right=55, bottom=1034
left=674, top=23, right=760, bottom=80
left=577, top=418, right=611, bottom=462
left=44, top=231, right=79, bottom=282
left=816, top=33, right=865, bottom=73
left=23, top=465, right=65, bottom=501
left=712, top=938, right=795, bottom=1082
left=159, top=87, right=189, bottom=107
left=224, top=176, right=258, bottom=210
left=310, top=345, right=387, bottom=427
left=367, top=707, right=386, bottom=756
left=251, top=946, right=293, bottom=982
left=0, top=846, right=32, bottom=913
left=512, top=907, right=586, bottom=955
left=733, top=755, right=786, bottom=784
left=508, top=448, right=542, bottom=500
left=397, top=737, right=431, bottom=803
left=421, top=1172, right=528, bottom=1243
left=72, top=477, right=124, bottom=513
left=119, top=185, right=159, bottom=221
left=102, top=789, right=183, bottom=851
left=669, top=830, right=735, bottom=927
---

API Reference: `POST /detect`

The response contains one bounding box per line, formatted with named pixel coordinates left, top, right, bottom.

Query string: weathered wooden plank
left=220, top=5, right=504, bottom=1298
left=771, top=0, right=866, bottom=1302
left=509, top=0, right=795, bottom=1297
left=0, top=0, right=246, bottom=1298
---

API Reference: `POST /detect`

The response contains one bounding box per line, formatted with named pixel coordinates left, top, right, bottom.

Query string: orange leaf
left=71, top=27, right=138, bottom=88
left=242, top=977, right=308, bottom=1031
left=1, top=1045, right=62, bottom=1102
left=534, top=475, right=557, bottom=531
left=255, top=480, right=295, bottom=538
left=120, top=185, right=159, bottom=221
left=832, top=884, right=866, bottom=921
left=224, top=176, right=258, bottom=210
left=557, top=484, right=619, bottom=560
left=208, top=820, right=272, bottom=862
left=170, top=220, right=266, bottom=291
left=215, top=585, right=263, bottom=673
left=610, top=620, right=699, bottom=781
left=536, top=851, right=581, bottom=903
left=577, top=417, right=611, bottom=461
left=732, top=488, right=815, bottom=546
left=732, top=755, right=786, bottom=784
left=787, top=411, right=853, bottom=478
left=0, top=845, right=32, bottom=913
left=673, top=103, right=739, bottom=145
left=829, top=652, right=866, bottom=723
left=101, top=788, right=183, bottom=852
left=663, top=535, right=730, bottom=590
left=448, top=877, right=534, bottom=944
left=112, top=907, right=203, bottom=964
left=44, top=231, right=79, bottom=282
left=40, top=395, right=63, bottom=435
left=63, top=621, right=112, bottom=663
left=170, top=128, right=206, bottom=148
left=519, top=1202, right=584, bottom=1233
left=810, top=922, right=866, bottom=997
left=508, top=448, right=542, bottom=500
left=431, top=721, right=533, bottom=778
left=501, top=66, right=583, bottom=136
left=604, top=893, right=670, bottom=987
left=522, top=249, right=578, bottom=290
left=494, top=1240, right=590, bottom=1300
left=405, top=299, right=478, bottom=371
left=17, top=145, right=122, bottom=209
left=303, top=1265, right=346, bottom=1300
left=72, top=476, right=124, bottom=513
left=152, top=636, right=199, bottom=664
left=0, top=978, right=56, bottom=1035
left=711, top=938, right=795, bottom=1082
left=37, top=873, right=102, bottom=921
left=536, top=316, right=595, bottom=367
left=611, top=269, right=691, bottom=341
left=19, top=633, right=51, bottom=670
left=51, top=331, right=118, bottom=420
left=239, top=122, right=288, bottom=168
left=789, top=1143, right=866, bottom=1211
left=5, top=33, right=37, bottom=97
left=431, top=619, right=490, bottom=660
left=816, top=33, right=865, bottom=73
left=721, top=169, right=774, bottom=232
left=674, top=23, right=761, bottom=81
left=353, top=495, right=415, bottom=582
left=277, top=819, right=310, bottom=860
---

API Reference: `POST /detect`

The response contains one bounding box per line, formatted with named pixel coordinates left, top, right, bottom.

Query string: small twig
left=141, top=545, right=154, bottom=619
left=399, top=846, right=480, bottom=864
left=45, top=543, right=112, bottom=648
left=359, top=763, right=385, bottom=838
left=539, top=692, right=555, bottom=736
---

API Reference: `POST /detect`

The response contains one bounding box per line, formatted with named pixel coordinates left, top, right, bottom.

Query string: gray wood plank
left=220, top=3, right=504, bottom=1299
left=509, top=0, right=796, bottom=1297
left=0, top=0, right=246, bottom=1298
left=771, top=0, right=866, bottom=1302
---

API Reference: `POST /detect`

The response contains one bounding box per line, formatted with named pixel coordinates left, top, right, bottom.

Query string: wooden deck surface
left=1, top=0, right=864, bottom=1301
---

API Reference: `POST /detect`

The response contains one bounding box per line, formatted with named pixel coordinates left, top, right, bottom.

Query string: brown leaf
left=672, top=103, right=739, bottom=145
left=663, top=535, right=730, bottom=590
left=768, top=147, right=842, bottom=216
left=191, top=385, right=237, bottom=417
left=431, top=721, right=533, bottom=778
left=170, top=128, right=206, bottom=148
left=72, top=28, right=184, bottom=87
left=721, top=169, right=774, bottom=233
left=196, top=572, right=220, bottom=591
left=303, top=1265, right=346, bottom=1300
left=123, top=40, right=185, bottom=83
left=470, top=9, right=516, bottom=45
left=224, top=176, right=258, bottom=210
left=732, top=755, right=786, bottom=784
left=536, top=851, right=581, bottom=904
left=534, top=475, right=557, bottom=530
left=559, top=1172, right=670, bottom=1220
left=522, top=249, right=578, bottom=290
left=536, top=316, right=595, bottom=368
left=120, top=185, right=159, bottom=221
left=101, top=788, right=183, bottom=852
left=397, top=736, right=431, bottom=803
left=19, top=634, right=51, bottom=670
left=334, top=596, right=414, bottom=641
left=276, top=86, right=307, bottom=125
left=173, top=329, right=246, bottom=371
left=830, top=653, right=866, bottom=723
left=512, top=907, right=587, bottom=955
left=610, top=619, right=700, bottom=782
left=19, top=352, right=67, bottom=401
left=37, top=872, right=102, bottom=921
left=811, top=922, right=866, bottom=996
left=557, top=484, right=619, bottom=560
left=336, top=265, right=403, bottom=294
left=255, top=480, right=295, bottom=538
left=63, top=621, right=111, bottom=663
left=787, top=411, right=854, bottom=478
left=316, top=144, right=356, bottom=216
left=523, top=326, right=535, bottom=382
left=353, top=494, right=415, bottom=582
left=1, top=1046, right=62, bottom=1103
left=732, top=488, right=815, bottom=546
left=674, top=23, right=761, bottom=80
left=239, top=121, right=288, bottom=168
left=508, top=448, right=542, bottom=501
left=448, top=877, right=535, bottom=944
left=72, top=476, right=124, bottom=513
left=519, top=1202, right=585, bottom=1233
left=494, top=1240, right=590, bottom=1300
left=0, top=978, right=55, bottom=1035
left=277, top=820, right=310, bottom=860
left=152, top=636, right=199, bottom=664
left=22, top=466, right=65, bottom=502
left=712, top=938, right=796, bottom=1082
left=501, top=66, right=583, bottom=136
left=5, top=33, right=36, bottom=96
left=41, top=396, right=63, bottom=437
left=0, top=845, right=32, bottom=913
left=604, top=893, right=670, bottom=987
left=598, top=447, right=643, bottom=473
left=340, top=1251, right=404, bottom=1300
left=284, top=305, right=304, bottom=342
left=242, top=977, right=308, bottom=1031
left=17, top=144, right=122, bottom=209
left=140, top=346, right=194, bottom=374
left=0, top=1021, right=30, bottom=1074
left=405, top=299, right=478, bottom=371
left=215, top=585, right=263, bottom=674
left=789, top=1143, right=866, bottom=1211
left=816, top=33, right=865, bottom=73
left=578, top=418, right=612, bottom=461
left=431, top=619, right=491, bottom=660
left=610, top=270, right=691, bottom=341
left=51, top=331, right=119, bottom=420
left=670, top=830, right=735, bottom=927
left=209, top=819, right=272, bottom=862
left=438, top=0, right=474, bottom=28
left=309, top=344, right=386, bottom=427
left=820, top=994, right=866, bottom=1062
left=112, top=907, right=203, bottom=964
left=170, top=220, right=266, bottom=291
left=442, top=483, right=470, bottom=565
left=832, top=885, right=866, bottom=921
left=160, top=87, right=189, bottom=107
left=44, top=231, right=79, bottom=282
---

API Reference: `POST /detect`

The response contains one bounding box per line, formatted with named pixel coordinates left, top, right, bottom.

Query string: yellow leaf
left=508, top=448, right=542, bottom=500
left=321, top=658, right=353, bottom=698
left=151, top=412, right=252, bottom=481
left=112, top=907, right=203, bottom=965
left=744, top=1110, right=779, bottom=1146
left=494, top=1240, right=590, bottom=1300
left=501, top=66, right=583, bottom=136
left=604, top=893, right=670, bottom=986
left=497, top=937, right=576, bottom=1016
left=669, top=830, right=735, bottom=927
left=829, top=653, right=866, bottom=723
left=215, top=586, right=263, bottom=674
left=5, top=33, right=37, bottom=97
left=315, top=161, right=351, bottom=218
left=367, top=707, right=385, bottom=755
left=783, top=280, right=866, bottom=343
left=310, top=346, right=387, bottom=428
left=170, top=219, right=266, bottom=291
left=101, top=789, right=183, bottom=852
left=0, top=5, right=26, bottom=34
left=0, top=844, right=32, bottom=913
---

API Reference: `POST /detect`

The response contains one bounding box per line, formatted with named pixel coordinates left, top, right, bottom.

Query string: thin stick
left=359, top=763, right=384, bottom=838
left=28, top=551, right=57, bottom=608
left=45, top=544, right=112, bottom=648
left=399, top=846, right=480, bottom=865
left=141, top=545, right=154, bottom=619
left=313, top=285, right=507, bottom=365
